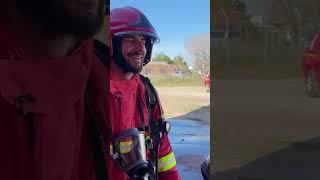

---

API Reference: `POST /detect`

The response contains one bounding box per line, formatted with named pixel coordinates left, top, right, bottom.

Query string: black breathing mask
left=112, top=128, right=150, bottom=179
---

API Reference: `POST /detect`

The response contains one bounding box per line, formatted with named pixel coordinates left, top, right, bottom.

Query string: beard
left=15, top=0, right=105, bottom=40
left=114, top=54, right=143, bottom=74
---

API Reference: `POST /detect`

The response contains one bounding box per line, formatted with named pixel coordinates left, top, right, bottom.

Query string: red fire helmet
left=110, top=7, right=160, bottom=65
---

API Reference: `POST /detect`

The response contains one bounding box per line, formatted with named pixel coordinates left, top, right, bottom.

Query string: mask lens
left=114, top=128, right=149, bottom=177
left=119, top=136, right=135, bottom=154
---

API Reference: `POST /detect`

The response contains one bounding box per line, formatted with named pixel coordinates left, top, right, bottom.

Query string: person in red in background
left=0, top=0, right=110, bottom=180
left=109, top=7, right=181, bottom=180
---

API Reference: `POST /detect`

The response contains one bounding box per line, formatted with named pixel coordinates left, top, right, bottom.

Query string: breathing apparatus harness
left=109, top=75, right=171, bottom=180
left=93, top=40, right=171, bottom=180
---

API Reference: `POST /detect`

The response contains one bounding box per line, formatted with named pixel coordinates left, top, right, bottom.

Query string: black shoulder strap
left=139, top=75, right=162, bottom=117
left=139, top=75, right=160, bottom=134
left=137, top=95, right=146, bottom=131
left=139, top=74, right=162, bottom=180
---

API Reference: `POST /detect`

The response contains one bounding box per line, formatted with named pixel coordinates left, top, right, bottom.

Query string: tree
left=153, top=52, right=173, bottom=64
left=266, top=0, right=320, bottom=44
left=185, top=33, right=210, bottom=74
left=172, top=55, right=187, bottom=66
left=213, top=0, right=251, bottom=40
left=232, top=0, right=247, bottom=13
left=214, top=0, right=233, bottom=10
left=214, top=0, right=246, bottom=11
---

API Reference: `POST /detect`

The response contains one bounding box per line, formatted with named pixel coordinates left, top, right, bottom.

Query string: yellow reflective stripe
left=108, top=132, right=150, bottom=156
left=158, top=152, right=177, bottom=172
left=109, top=145, right=113, bottom=155
left=119, top=141, right=134, bottom=153
left=145, top=135, right=151, bottom=140
left=109, top=141, right=134, bottom=154
left=159, top=151, right=174, bottom=163
left=120, top=141, right=133, bottom=146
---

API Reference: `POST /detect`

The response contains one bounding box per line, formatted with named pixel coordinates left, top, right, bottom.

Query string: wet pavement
left=169, top=119, right=210, bottom=180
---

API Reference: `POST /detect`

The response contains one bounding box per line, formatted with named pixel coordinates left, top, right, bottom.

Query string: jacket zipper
left=115, top=91, right=122, bottom=134
left=115, top=91, right=122, bottom=113
left=15, top=94, right=40, bottom=179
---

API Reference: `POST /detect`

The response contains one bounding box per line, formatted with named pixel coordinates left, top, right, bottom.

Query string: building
left=250, top=16, right=264, bottom=27
left=142, top=61, right=189, bottom=76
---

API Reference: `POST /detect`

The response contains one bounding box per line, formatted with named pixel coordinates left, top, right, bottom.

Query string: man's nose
left=134, top=41, right=146, bottom=51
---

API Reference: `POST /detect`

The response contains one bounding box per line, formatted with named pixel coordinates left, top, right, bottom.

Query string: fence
left=212, top=26, right=305, bottom=78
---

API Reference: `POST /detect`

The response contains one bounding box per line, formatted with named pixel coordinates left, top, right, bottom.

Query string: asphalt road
left=213, top=78, right=320, bottom=180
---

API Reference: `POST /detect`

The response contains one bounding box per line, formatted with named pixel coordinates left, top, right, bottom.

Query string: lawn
left=147, top=75, right=204, bottom=87
left=213, top=39, right=304, bottom=79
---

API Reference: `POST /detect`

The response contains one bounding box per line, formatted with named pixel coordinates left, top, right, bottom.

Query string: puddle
left=168, top=119, right=210, bottom=180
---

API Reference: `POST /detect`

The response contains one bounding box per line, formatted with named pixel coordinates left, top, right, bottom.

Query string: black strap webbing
left=139, top=74, right=163, bottom=180
left=137, top=95, right=146, bottom=131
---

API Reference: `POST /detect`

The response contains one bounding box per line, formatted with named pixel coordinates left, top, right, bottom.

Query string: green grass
left=213, top=40, right=304, bottom=79
left=147, top=75, right=204, bottom=87
left=214, top=63, right=303, bottom=79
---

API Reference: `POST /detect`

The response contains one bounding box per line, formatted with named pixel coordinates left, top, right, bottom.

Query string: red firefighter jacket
left=108, top=67, right=181, bottom=180
left=0, top=23, right=109, bottom=180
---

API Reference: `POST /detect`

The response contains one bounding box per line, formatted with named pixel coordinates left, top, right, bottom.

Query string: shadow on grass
left=212, top=136, right=320, bottom=180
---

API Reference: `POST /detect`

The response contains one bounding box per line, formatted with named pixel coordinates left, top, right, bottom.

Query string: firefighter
left=0, top=1, right=110, bottom=180
left=108, top=7, right=181, bottom=180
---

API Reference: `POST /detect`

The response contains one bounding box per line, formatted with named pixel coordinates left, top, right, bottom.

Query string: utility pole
left=294, top=8, right=302, bottom=48
left=264, top=24, right=268, bottom=64
left=221, top=8, right=231, bottom=64
left=264, top=17, right=268, bottom=64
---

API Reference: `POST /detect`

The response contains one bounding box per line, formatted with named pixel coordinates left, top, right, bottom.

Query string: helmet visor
left=114, top=31, right=160, bottom=44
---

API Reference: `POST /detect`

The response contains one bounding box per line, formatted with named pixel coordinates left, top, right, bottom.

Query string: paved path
left=213, top=78, right=320, bottom=180
left=169, top=119, right=210, bottom=180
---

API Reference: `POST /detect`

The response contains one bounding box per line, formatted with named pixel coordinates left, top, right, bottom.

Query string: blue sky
left=110, top=0, right=210, bottom=65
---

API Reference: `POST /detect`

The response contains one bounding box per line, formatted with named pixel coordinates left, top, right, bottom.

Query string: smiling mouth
left=131, top=55, right=143, bottom=59
left=128, top=53, right=144, bottom=62
left=129, top=57, right=143, bottom=64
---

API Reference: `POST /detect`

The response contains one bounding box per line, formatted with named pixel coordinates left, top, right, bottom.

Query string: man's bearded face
left=120, top=34, right=146, bottom=73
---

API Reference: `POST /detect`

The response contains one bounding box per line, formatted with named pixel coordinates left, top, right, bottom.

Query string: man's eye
left=123, top=37, right=146, bottom=45
left=127, top=38, right=135, bottom=42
